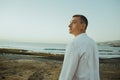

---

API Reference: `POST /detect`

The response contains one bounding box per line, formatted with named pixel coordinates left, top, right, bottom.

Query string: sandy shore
left=0, top=48, right=120, bottom=80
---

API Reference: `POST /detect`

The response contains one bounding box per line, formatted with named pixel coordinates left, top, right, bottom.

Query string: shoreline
left=0, top=48, right=64, bottom=61
left=0, top=48, right=120, bottom=60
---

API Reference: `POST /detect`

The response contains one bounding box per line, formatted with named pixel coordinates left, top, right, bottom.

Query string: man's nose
left=69, top=23, right=72, bottom=27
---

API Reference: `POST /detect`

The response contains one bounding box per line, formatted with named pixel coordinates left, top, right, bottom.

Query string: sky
left=0, top=0, right=120, bottom=43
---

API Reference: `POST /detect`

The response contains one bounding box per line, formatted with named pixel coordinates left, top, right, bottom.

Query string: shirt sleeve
left=59, top=43, right=79, bottom=80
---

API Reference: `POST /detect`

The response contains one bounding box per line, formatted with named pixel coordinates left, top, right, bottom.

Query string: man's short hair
left=73, top=14, right=88, bottom=29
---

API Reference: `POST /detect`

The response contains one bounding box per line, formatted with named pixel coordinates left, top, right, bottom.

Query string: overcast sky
left=0, top=0, right=120, bottom=43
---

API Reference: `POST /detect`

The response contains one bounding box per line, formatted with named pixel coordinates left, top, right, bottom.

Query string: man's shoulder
left=73, top=34, right=96, bottom=46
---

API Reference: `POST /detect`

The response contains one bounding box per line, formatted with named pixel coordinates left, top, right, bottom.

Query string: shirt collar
left=75, top=33, right=87, bottom=38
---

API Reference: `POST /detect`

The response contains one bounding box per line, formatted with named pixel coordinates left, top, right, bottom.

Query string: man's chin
left=69, top=31, right=72, bottom=34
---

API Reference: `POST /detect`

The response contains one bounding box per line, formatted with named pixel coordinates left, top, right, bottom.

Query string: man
left=59, top=14, right=100, bottom=80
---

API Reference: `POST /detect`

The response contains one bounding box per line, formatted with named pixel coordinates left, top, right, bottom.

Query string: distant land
left=97, top=40, right=120, bottom=47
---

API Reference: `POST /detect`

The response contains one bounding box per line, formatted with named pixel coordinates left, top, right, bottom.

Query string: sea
left=0, top=41, right=120, bottom=58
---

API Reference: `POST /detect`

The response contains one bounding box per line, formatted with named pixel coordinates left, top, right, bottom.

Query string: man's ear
left=81, top=23, right=86, bottom=30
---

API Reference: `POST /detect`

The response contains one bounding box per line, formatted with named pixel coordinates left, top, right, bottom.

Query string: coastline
left=0, top=48, right=64, bottom=61
left=0, top=48, right=120, bottom=80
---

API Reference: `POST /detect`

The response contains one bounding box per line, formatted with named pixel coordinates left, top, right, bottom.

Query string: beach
left=0, top=48, right=120, bottom=80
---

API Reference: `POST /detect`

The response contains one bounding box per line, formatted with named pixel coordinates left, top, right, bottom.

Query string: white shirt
left=59, top=33, right=100, bottom=80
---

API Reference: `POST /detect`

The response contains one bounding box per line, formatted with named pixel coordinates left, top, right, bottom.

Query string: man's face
left=68, top=17, right=83, bottom=36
